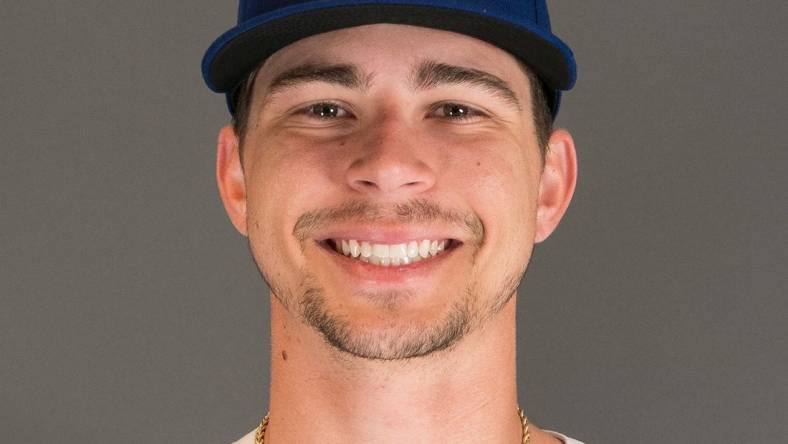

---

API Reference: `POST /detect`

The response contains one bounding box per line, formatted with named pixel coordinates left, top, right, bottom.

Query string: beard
left=298, top=278, right=475, bottom=360
left=252, top=252, right=527, bottom=361
left=247, top=198, right=528, bottom=361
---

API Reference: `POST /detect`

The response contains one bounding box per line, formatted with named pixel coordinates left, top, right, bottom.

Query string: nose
left=345, top=122, right=437, bottom=197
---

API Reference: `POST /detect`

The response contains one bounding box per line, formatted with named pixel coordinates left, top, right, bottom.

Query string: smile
left=323, top=238, right=460, bottom=267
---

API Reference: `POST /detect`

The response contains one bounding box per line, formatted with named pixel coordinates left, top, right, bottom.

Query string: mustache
left=293, top=198, right=484, bottom=246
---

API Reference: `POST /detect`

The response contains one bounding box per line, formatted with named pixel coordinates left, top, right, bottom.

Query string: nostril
left=347, top=162, right=436, bottom=194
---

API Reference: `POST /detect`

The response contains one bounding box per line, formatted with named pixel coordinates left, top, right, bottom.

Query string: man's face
left=218, top=24, right=574, bottom=360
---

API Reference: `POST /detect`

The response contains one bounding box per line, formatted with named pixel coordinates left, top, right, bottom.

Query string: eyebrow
left=262, top=59, right=521, bottom=110
left=264, top=63, right=367, bottom=100
left=412, top=60, right=521, bottom=110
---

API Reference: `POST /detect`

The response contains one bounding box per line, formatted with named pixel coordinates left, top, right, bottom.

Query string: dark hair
left=231, top=59, right=553, bottom=164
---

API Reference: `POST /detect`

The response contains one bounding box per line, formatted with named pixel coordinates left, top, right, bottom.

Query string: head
left=205, top=1, right=577, bottom=362
left=213, top=23, right=577, bottom=361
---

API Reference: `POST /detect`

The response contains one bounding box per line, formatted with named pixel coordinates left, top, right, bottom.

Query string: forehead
left=254, top=23, right=528, bottom=90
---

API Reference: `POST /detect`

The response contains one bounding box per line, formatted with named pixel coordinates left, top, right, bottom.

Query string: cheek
left=245, top=135, right=334, bottom=209
left=446, top=138, right=538, bottom=219
left=243, top=135, right=343, bottom=266
left=443, top=139, right=540, bottom=275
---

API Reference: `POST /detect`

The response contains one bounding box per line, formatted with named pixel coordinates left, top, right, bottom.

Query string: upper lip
left=312, top=225, right=463, bottom=245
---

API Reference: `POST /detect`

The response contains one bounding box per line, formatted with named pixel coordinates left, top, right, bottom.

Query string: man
left=202, top=1, right=581, bottom=443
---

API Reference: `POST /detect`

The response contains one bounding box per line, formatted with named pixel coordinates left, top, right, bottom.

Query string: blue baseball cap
left=202, top=0, right=577, bottom=118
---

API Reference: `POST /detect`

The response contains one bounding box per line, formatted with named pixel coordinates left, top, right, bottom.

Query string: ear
left=534, top=128, right=578, bottom=243
left=216, top=124, right=248, bottom=236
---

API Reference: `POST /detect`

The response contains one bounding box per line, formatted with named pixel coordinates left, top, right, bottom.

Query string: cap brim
left=202, top=4, right=576, bottom=115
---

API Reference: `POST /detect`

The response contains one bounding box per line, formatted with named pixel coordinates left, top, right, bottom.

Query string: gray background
left=2, top=1, right=786, bottom=443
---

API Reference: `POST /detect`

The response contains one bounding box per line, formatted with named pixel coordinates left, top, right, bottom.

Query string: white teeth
left=349, top=239, right=360, bottom=258
left=360, top=242, right=372, bottom=258
left=407, top=241, right=419, bottom=258
left=330, top=238, right=453, bottom=267
left=389, top=244, right=407, bottom=259
left=372, top=244, right=389, bottom=258
left=419, top=240, right=431, bottom=258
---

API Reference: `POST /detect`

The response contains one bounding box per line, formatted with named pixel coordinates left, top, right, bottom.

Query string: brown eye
left=304, top=102, right=350, bottom=119
left=432, top=103, right=486, bottom=121
left=444, top=104, right=470, bottom=117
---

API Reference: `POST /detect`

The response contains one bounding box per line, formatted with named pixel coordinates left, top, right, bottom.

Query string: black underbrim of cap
left=206, top=5, right=574, bottom=116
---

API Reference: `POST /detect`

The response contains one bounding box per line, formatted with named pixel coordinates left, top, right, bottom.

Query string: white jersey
left=231, top=427, right=585, bottom=443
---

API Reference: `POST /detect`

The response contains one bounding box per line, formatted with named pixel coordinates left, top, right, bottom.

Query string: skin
left=216, top=24, right=576, bottom=444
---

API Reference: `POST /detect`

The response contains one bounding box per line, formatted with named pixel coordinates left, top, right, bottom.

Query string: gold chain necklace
left=255, top=407, right=531, bottom=443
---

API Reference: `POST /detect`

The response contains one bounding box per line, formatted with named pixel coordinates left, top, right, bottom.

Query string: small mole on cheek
left=476, top=161, right=481, bottom=167
left=282, top=350, right=288, bottom=361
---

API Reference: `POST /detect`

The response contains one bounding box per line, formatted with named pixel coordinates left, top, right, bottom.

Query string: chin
left=297, top=284, right=479, bottom=361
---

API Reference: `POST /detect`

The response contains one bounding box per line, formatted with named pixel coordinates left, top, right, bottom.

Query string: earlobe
left=534, top=128, right=578, bottom=243
left=216, top=124, right=248, bottom=236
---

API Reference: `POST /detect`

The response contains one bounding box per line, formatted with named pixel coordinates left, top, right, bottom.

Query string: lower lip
left=316, top=241, right=460, bottom=285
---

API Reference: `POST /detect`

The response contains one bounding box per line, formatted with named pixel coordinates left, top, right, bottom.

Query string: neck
left=265, top=295, right=524, bottom=443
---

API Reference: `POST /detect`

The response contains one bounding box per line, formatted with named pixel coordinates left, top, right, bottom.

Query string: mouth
left=318, top=238, right=463, bottom=267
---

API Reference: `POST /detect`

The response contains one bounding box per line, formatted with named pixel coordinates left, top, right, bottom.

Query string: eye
left=431, top=103, right=488, bottom=121
left=298, top=101, right=353, bottom=119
